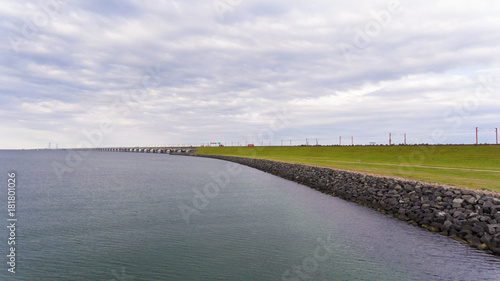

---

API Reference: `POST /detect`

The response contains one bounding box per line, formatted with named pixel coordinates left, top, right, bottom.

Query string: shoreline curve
left=196, top=154, right=500, bottom=256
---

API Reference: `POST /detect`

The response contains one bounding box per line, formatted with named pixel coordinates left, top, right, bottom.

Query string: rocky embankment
left=197, top=154, right=500, bottom=255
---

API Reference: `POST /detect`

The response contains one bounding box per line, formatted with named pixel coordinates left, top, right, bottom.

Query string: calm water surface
left=0, top=150, right=499, bottom=280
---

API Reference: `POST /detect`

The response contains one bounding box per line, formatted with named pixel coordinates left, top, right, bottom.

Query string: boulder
left=442, top=220, right=454, bottom=231
left=404, top=184, right=415, bottom=192
left=435, top=211, right=447, bottom=223
left=480, top=234, right=492, bottom=244
left=468, top=236, right=482, bottom=248
left=452, top=198, right=464, bottom=208
left=430, top=222, right=442, bottom=231
left=471, top=225, right=484, bottom=235
left=465, top=196, right=477, bottom=204
left=487, top=225, right=497, bottom=236
left=453, top=210, right=464, bottom=219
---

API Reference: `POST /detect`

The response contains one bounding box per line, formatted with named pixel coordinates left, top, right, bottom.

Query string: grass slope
left=196, top=145, right=500, bottom=191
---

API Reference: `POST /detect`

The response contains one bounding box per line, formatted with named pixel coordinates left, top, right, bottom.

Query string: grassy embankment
left=196, top=145, right=500, bottom=192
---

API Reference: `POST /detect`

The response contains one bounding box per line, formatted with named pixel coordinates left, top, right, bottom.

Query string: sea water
left=0, top=150, right=499, bottom=280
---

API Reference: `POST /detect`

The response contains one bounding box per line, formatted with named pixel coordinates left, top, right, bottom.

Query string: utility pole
left=476, top=127, right=478, bottom=145
left=496, top=128, right=498, bottom=145
left=306, top=138, right=308, bottom=146
left=351, top=136, right=353, bottom=146
left=339, top=136, right=341, bottom=146
left=389, top=133, right=392, bottom=145
left=404, top=133, right=406, bottom=145
left=316, top=138, right=318, bottom=146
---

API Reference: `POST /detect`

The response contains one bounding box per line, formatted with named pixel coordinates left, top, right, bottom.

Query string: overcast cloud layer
left=1, top=0, right=499, bottom=149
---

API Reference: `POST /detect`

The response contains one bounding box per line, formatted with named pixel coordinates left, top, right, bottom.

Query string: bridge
left=71, top=146, right=198, bottom=155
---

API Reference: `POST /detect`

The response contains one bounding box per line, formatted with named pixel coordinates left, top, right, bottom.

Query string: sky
left=1, top=0, right=499, bottom=149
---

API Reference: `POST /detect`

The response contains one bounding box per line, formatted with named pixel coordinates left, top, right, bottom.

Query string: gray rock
left=469, top=218, right=480, bottom=224
left=414, top=186, right=422, bottom=194
left=480, top=234, right=492, bottom=244
left=404, top=184, right=415, bottom=192
left=430, top=222, right=442, bottom=231
left=471, top=225, right=484, bottom=235
left=469, top=236, right=482, bottom=247
left=464, top=204, right=474, bottom=210
left=453, top=211, right=465, bottom=219
left=487, top=225, right=497, bottom=235
left=484, top=201, right=494, bottom=208
left=436, top=211, right=447, bottom=217
left=435, top=211, right=447, bottom=223
left=479, top=216, right=491, bottom=222
left=468, top=212, right=479, bottom=218
left=444, top=191, right=454, bottom=197
left=463, top=194, right=473, bottom=200
left=438, top=201, right=449, bottom=207
left=442, top=220, right=453, bottom=231
left=466, top=196, right=477, bottom=204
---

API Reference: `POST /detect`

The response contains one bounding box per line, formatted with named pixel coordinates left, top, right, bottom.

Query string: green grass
left=196, top=145, right=500, bottom=191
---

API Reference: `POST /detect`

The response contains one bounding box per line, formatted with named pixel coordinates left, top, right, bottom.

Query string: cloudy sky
left=1, top=0, right=499, bottom=149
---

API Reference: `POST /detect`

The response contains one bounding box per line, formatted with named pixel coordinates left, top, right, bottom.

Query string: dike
left=196, top=154, right=500, bottom=256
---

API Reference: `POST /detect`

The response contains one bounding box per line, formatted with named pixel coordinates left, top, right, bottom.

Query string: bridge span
left=73, top=146, right=198, bottom=155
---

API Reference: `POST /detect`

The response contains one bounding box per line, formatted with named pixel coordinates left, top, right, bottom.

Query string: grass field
left=195, top=145, right=500, bottom=191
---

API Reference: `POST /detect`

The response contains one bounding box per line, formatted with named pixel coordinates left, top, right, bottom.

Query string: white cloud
left=0, top=0, right=499, bottom=148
